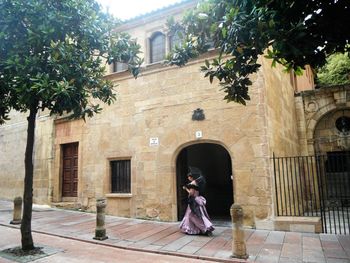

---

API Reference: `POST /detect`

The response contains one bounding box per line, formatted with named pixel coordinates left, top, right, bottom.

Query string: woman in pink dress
left=179, top=169, right=214, bottom=235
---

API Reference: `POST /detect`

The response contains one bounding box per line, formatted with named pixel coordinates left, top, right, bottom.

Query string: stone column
left=10, top=196, right=22, bottom=225
left=231, top=204, right=248, bottom=259
left=93, top=198, right=108, bottom=240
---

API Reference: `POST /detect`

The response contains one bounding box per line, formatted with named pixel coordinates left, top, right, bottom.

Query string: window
left=150, top=32, right=165, bottom=63
left=336, top=116, right=350, bottom=134
left=110, top=160, right=131, bottom=193
left=113, top=62, right=128, bottom=73
left=170, top=30, right=184, bottom=50
left=206, top=39, right=215, bottom=49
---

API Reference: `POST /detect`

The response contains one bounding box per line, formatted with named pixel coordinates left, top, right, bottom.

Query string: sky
left=96, top=0, right=183, bottom=20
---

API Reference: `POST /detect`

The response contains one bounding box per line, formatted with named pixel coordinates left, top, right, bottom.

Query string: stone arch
left=174, top=140, right=234, bottom=222
left=307, top=104, right=337, bottom=142
left=306, top=104, right=338, bottom=155
left=313, top=108, right=350, bottom=153
left=172, top=139, right=234, bottom=162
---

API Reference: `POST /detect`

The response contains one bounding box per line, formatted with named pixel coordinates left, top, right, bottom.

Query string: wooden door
left=62, top=143, right=78, bottom=197
left=176, top=148, right=188, bottom=220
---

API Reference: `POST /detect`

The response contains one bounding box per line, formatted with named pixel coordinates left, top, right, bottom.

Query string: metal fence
left=272, top=153, right=350, bottom=235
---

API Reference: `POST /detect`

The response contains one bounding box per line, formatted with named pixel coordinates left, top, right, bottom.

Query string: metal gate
left=272, top=152, right=350, bottom=235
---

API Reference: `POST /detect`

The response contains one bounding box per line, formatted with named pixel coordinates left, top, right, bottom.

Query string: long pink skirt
left=179, top=196, right=214, bottom=235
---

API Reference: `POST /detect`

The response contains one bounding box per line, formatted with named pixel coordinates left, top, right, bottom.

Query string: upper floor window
left=206, top=39, right=215, bottom=49
left=113, top=62, right=128, bottom=73
left=150, top=32, right=165, bottom=63
left=170, top=30, right=184, bottom=51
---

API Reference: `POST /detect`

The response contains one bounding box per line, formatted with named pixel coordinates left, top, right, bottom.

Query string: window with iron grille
left=150, top=32, right=165, bottom=63
left=110, top=160, right=131, bottom=193
left=113, top=62, right=128, bottom=73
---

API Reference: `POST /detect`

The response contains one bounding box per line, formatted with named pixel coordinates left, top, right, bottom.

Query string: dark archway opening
left=176, top=143, right=233, bottom=222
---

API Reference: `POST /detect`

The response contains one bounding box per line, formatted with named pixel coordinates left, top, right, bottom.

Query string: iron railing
left=272, top=153, right=350, bottom=235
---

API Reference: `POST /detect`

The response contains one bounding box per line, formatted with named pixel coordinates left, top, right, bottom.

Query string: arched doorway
left=314, top=109, right=350, bottom=153
left=313, top=109, right=350, bottom=234
left=176, top=143, right=233, bottom=222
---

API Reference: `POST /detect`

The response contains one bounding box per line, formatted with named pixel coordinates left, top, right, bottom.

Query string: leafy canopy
left=0, top=0, right=142, bottom=123
left=317, top=53, right=350, bottom=86
left=167, top=0, right=350, bottom=105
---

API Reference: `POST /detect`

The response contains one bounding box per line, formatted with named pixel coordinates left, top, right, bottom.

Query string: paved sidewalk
left=0, top=200, right=349, bottom=263
left=0, top=225, right=216, bottom=263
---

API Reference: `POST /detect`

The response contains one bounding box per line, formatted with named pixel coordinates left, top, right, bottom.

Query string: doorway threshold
left=212, top=218, right=232, bottom=227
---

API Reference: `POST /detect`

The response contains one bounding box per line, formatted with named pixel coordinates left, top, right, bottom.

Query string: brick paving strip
left=0, top=200, right=350, bottom=263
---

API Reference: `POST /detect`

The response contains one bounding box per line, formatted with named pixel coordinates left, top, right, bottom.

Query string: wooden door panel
left=176, top=148, right=188, bottom=221
left=62, top=143, right=78, bottom=197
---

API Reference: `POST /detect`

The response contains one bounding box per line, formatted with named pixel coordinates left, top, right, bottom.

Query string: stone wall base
left=274, top=216, right=322, bottom=233
left=255, top=219, right=275, bottom=230
left=51, top=202, right=82, bottom=210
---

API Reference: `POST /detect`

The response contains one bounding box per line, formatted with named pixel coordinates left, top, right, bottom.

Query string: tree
left=167, top=0, right=350, bottom=105
left=317, top=53, right=350, bottom=86
left=0, top=0, right=141, bottom=250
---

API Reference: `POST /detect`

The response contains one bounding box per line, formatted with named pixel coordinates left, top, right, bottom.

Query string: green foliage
left=0, top=0, right=142, bottom=123
left=317, top=53, right=350, bottom=86
left=167, top=0, right=350, bottom=104
left=0, top=0, right=143, bottom=251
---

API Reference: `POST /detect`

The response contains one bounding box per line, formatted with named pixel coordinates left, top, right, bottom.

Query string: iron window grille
left=110, top=160, right=131, bottom=193
left=150, top=32, right=165, bottom=63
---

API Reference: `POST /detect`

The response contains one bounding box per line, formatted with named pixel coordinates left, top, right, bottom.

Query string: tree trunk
left=21, top=107, right=37, bottom=250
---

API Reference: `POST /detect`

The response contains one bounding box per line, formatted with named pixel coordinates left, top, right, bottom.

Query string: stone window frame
left=149, top=31, right=166, bottom=64
left=145, top=27, right=172, bottom=65
left=112, top=61, right=128, bottom=73
left=169, top=29, right=185, bottom=51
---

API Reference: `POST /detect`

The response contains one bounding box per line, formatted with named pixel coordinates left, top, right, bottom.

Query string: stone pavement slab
left=0, top=200, right=349, bottom=263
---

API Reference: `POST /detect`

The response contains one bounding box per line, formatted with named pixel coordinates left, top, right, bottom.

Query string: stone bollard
left=93, top=198, right=108, bottom=240
left=10, top=196, right=22, bottom=225
left=230, top=204, right=248, bottom=259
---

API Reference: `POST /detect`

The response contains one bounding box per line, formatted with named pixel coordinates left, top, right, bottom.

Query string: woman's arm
left=182, top=185, right=196, bottom=195
left=182, top=185, right=190, bottom=194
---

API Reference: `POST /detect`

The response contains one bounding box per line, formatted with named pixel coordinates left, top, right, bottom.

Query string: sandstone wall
left=49, top=58, right=269, bottom=224
left=0, top=56, right=299, bottom=228
left=260, top=59, right=302, bottom=227
left=0, top=0, right=306, bottom=228
left=0, top=110, right=54, bottom=204
left=263, top=60, right=301, bottom=157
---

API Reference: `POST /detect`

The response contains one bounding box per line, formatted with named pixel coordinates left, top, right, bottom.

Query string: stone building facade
left=2, top=0, right=348, bottom=231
